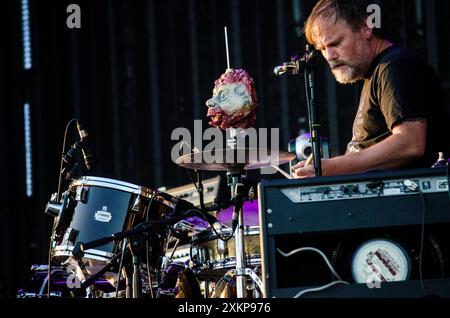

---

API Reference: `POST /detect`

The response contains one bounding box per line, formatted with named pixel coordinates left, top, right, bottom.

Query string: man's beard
left=329, top=61, right=364, bottom=84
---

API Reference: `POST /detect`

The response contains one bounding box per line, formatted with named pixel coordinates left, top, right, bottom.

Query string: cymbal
left=175, top=148, right=295, bottom=171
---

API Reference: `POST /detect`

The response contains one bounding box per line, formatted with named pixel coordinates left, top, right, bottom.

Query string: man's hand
left=292, top=159, right=337, bottom=178
left=291, top=160, right=310, bottom=178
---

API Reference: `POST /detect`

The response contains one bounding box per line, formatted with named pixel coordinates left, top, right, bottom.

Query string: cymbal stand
left=225, top=168, right=263, bottom=298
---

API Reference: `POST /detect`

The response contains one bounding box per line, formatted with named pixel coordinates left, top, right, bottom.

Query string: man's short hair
left=304, top=0, right=388, bottom=47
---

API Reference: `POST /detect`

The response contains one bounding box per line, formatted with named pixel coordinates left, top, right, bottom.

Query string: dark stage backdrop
left=1, top=0, right=449, bottom=296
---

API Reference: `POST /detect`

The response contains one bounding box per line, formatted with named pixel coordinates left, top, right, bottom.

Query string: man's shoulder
left=380, top=46, right=418, bottom=62
left=374, top=46, right=435, bottom=79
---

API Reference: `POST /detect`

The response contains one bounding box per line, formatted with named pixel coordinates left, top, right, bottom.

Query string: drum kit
left=19, top=146, right=295, bottom=299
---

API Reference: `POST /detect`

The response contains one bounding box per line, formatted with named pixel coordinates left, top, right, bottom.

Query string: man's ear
left=361, top=24, right=374, bottom=40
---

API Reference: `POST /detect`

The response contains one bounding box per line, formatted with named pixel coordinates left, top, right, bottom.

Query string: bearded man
left=293, top=0, right=449, bottom=178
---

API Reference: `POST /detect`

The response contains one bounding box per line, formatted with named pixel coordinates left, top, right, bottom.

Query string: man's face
left=313, top=17, right=372, bottom=84
left=206, top=82, right=253, bottom=129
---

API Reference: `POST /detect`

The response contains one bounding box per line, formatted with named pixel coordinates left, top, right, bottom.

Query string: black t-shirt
left=346, top=45, right=450, bottom=168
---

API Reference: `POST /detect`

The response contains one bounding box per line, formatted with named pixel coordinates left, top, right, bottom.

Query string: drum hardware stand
left=227, top=168, right=246, bottom=298
left=212, top=267, right=264, bottom=298
left=223, top=128, right=261, bottom=298
left=70, top=213, right=204, bottom=298
left=128, top=235, right=144, bottom=298
left=72, top=227, right=147, bottom=298
left=69, top=251, right=123, bottom=298
left=196, top=170, right=205, bottom=210
left=167, top=237, right=181, bottom=262
left=176, top=138, right=296, bottom=299
left=115, top=238, right=129, bottom=298
left=73, top=235, right=145, bottom=298
left=222, top=169, right=262, bottom=298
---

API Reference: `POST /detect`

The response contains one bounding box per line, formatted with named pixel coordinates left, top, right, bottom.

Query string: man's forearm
left=331, top=133, right=424, bottom=175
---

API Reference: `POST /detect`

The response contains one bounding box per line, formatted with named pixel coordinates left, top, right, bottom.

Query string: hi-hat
left=175, top=148, right=295, bottom=171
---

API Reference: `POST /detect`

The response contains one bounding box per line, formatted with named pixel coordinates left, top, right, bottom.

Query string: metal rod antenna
left=224, top=26, right=231, bottom=70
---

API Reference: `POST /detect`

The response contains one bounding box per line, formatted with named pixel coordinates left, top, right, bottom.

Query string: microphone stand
left=275, top=45, right=323, bottom=176
left=303, top=45, right=322, bottom=176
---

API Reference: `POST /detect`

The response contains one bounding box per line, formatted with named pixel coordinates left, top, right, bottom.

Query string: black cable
left=56, top=118, right=79, bottom=202
left=417, top=190, right=429, bottom=297
left=402, top=179, right=428, bottom=296
left=48, top=118, right=78, bottom=298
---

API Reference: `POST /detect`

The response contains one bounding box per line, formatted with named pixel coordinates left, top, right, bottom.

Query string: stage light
left=24, top=103, right=33, bottom=197
left=21, top=0, right=32, bottom=70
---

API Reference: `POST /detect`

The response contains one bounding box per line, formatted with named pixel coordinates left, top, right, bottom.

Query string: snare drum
left=52, top=176, right=188, bottom=268
left=191, top=201, right=261, bottom=279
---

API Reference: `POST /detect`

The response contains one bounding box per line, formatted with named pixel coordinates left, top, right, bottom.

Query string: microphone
left=273, top=61, right=298, bottom=76
left=76, top=121, right=95, bottom=170
left=274, top=47, right=319, bottom=76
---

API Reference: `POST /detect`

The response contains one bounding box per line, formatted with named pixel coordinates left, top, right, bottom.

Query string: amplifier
left=258, top=167, right=450, bottom=298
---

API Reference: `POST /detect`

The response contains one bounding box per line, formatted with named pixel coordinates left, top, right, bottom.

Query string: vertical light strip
left=21, top=0, right=32, bottom=70
left=22, top=0, right=33, bottom=197
left=24, top=104, right=33, bottom=197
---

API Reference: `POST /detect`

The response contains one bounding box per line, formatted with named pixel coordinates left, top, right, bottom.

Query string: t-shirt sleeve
left=376, top=58, right=429, bottom=130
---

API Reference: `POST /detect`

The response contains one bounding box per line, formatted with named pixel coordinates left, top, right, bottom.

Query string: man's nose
left=323, top=48, right=338, bottom=62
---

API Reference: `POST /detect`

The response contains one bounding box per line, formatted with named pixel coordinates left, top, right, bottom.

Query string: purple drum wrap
left=216, top=200, right=259, bottom=227
left=182, top=201, right=259, bottom=230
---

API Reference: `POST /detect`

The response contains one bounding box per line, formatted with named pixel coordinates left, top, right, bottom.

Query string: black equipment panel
left=258, top=167, right=450, bottom=298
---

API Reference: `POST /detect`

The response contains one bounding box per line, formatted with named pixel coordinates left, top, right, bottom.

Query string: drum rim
left=192, top=225, right=260, bottom=244
left=53, top=244, right=112, bottom=262
left=70, top=176, right=155, bottom=199
left=208, top=256, right=261, bottom=268
left=194, top=256, right=261, bottom=276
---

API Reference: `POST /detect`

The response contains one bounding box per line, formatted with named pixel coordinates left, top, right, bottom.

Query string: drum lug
left=217, top=239, right=229, bottom=258
left=75, top=186, right=89, bottom=203
left=62, top=227, right=78, bottom=245
left=131, top=195, right=141, bottom=212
